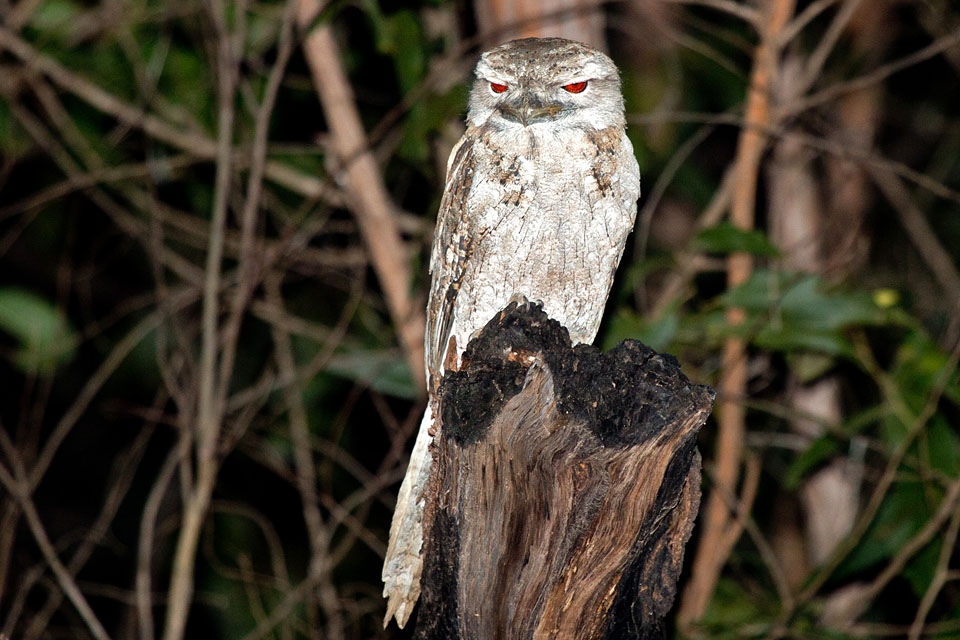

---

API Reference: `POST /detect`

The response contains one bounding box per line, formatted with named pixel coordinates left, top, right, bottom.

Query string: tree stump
left=414, top=302, right=715, bottom=640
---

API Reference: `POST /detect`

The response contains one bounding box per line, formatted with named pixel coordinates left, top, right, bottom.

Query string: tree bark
left=414, top=302, right=714, bottom=639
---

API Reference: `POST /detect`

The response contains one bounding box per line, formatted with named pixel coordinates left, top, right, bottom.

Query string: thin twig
left=137, top=445, right=181, bottom=640
left=0, top=155, right=200, bottom=222
left=22, top=426, right=155, bottom=640
left=781, top=27, right=960, bottom=119
left=226, top=269, right=364, bottom=415
left=296, top=0, right=426, bottom=388
left=868, top=166, right=960, bottom=308
left=678, top=0, right=796, bottom=629
left=796, top=0, right=864, bottom=93
left=216, top=0, right=297, bottom=411
left=630, top=110, right=960, bottom=206
left=162, top=1, right=247, bottom=637
left=779, top=330, right=960, bottom=621
left=858, top=473, right=960, bottom=630
left=634, top=122, right=717, bottom=309
left=27, top=309, right=169, bottom=490
left=649, top=166, right=734, bottom=319
left=4, top=95, right=207, bottom=285
left=0, top=439, right=111, bottom=640
left=779, top=0, right=842, bottom=46
left=0, top=25, right=336, bottom=201
left=909, top=496, right=960, bottom=640
left=211, top=501, right=293, bottom=592
left=664, top=0, right=760, bottom=26
left=266, top=272, right=343, bottom=640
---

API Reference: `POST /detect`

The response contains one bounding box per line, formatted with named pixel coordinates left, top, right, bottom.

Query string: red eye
left=562, top=81, right=588, bottom=93
left=490, top=82, right=508, bottom=94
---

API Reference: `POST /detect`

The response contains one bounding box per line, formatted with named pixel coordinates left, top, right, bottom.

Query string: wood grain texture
left=415, top=302, right=714, bottom=639
left=385, top=39, right=641, bottom=627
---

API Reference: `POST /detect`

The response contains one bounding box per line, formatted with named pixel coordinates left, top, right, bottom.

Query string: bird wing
left=425, top=130, right=478, bottom=387
left=382, top=131, right=478, bottom=629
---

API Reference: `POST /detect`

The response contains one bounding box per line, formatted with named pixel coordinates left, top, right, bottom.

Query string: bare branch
left=0, top=438, right=111, bottom=640
left=266, top=272, right=343, bottom=640
left=0, top=25, right=337, bottom=201
left=162, top=1, right=249, bottom=636
left=868, top=166, right=960, bottom=308
left=797, top=0, right=865, bottom=94
left=296, top=0, right=426, bottom=389
left=780, top=0, right=842, bottom=46
left=909, top=498, right=960, bottom=640
left=679, top=0, right=796, bottom=629
left=137, top=446, right=181, bottom=640
left=782, top=28, right=960, bottom=118
left=785, top=331, right=960, bottom=618
left=664, top=0, right=760, bottom=26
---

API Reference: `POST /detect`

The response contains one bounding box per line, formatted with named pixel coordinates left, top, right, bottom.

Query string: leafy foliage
left=0, top=287, right=78, bottom=374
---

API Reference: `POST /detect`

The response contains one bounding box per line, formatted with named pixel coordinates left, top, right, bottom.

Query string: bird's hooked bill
left=498, top=92, right=564, bottom=126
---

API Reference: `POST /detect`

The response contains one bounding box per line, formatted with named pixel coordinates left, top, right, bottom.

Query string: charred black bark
left=416, top=302, right=714, bottom=640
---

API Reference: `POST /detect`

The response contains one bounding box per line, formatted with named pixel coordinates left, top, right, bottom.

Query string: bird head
left=467, top=37, right=625, bottom=132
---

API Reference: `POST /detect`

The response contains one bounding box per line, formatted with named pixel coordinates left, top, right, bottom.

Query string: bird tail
left=382, top=403, right=434, bottom=628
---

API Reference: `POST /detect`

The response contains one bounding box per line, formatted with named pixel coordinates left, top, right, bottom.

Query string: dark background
left=1, top=0, right=959, bottom=638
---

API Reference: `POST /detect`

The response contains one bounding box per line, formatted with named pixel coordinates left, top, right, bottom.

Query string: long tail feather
left=382, top=404, right=434, bottom=628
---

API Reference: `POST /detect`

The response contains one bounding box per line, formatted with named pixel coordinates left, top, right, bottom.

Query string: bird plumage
left=383, top=37, right=641, bottom=628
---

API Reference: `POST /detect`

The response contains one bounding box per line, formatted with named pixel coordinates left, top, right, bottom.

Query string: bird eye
left=561, top=81, right=588, bottom=94
left=490, top=82, right=508, bottom=94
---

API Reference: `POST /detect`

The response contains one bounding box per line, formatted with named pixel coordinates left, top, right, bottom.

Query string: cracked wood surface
left=414, top=302, right=714, bottom=640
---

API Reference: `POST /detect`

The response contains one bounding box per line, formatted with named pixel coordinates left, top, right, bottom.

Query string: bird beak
left=498, top=92, right=563, bottom=126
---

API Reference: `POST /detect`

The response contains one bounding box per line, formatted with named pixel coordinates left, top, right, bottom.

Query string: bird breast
left=451, top=124, right=639, bottom=355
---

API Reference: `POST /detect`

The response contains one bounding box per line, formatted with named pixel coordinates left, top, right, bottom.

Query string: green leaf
left=901, top=536, right=942, bottom=600
left=787, top=352, right=836, bottom=383
left=889, top=329, right=960, bottom=413
left=602, top=308, right=678, bottom=352
left=27, top=0, right=82, bottom=39
left=836, top=481, right=930, bottom=579
left=358, top=0, right=389, bottom=53
left=159, top=47, right=213, bottom=129
left=0, top=287, right=78, bottom=374
left=924, top=416, right=960, bottom=476
left=382, top=10, right=426, bottom=94
left=0, top=100, right=32, bottom=158
left=783, top=436, right=839, bottom=490
left=327, top=348, right=419, bottom=399
left=722, top=271, right=886, bottom=358
left=694, top=222, right=780, bottom=257
left=399, top=86, right=467, bottom=163
left=699, top=576, right=778, bottom=639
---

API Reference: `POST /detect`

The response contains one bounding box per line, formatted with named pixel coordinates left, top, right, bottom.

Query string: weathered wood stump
left=414, top=302, right=715, bottom=640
